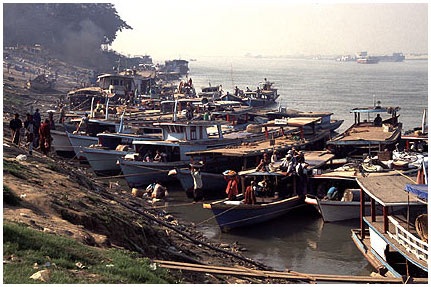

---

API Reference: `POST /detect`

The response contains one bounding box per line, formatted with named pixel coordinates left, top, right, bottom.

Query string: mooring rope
left=195, top=203, right=240, bottom=226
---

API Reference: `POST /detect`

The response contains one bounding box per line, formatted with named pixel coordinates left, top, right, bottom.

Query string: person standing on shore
left=48, top=111, right=56, bottom=130
left=9, top=113, right=23, bottom=145
left=59, top=104, right=65, bottom=124
left=33, top=108, right=41, bottom=148
left=39, top=119, right=51, bottom=155
left=24, top=113, right=35, bottom=155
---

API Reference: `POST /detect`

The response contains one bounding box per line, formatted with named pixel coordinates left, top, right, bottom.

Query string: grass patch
left=3, top=222, right=176, bottom=284
left=46, top=163, right=65, bottom=173
left=3, top=185, right=21, bottom=206
left=3, top=160, right=29, bottom=179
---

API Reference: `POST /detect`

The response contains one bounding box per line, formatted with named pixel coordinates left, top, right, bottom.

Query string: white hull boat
left=78, top=147, right=130, bottom=175
left=51, top=130, right=75, bottom=157
left=67, top=132, right=98, bottom=160
left=119, top=159, right=188, bottom=188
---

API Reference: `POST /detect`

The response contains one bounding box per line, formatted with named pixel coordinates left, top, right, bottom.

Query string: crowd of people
left=9, top=109, right=56, bottom=156
left=222, top=147, right=311, bottom=205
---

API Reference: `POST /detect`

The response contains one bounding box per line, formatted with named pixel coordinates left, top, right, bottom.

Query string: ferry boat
left=351, top=171, right=428, bottom=280
left=357, top=57, right=379, bottom=64
left=304, top=168, right=420, bottom=222
left=327, top=106, right=402, bottom=157
left=119, top=120, right=273, bottom=188
left=265, top=108, right=344, bottom=134
left=78, top=130, right=162, bottom=175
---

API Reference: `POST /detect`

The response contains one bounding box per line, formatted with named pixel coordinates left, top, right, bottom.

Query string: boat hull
left=79, top=147, right=129, bottom=175
left=305, top=196, right=405, bottom=222
left=66, top=133, right=98, bottom=160
left=119, top=159, right=188, bottom=188
left=205, top=196, right=304, bottom=231
left=174, top=168, right=227, bottom=198
left=51, top=130, right=75, bottom=157
left=305, top=196, right=372, bottom=222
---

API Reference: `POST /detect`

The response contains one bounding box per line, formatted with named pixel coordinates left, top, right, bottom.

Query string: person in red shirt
left=39, top=119, right=51, bottom=155
left=226, top=176, right=239, bottom=200
left=244, top=180, right=256, bottom=205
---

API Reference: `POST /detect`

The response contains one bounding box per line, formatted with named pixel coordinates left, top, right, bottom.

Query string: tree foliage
left=3, top=3, right=132, bottom=68
left=4, top=3, right=131, bottom=47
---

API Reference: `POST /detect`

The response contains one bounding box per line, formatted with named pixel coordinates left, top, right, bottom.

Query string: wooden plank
left=154, top=260, right=410, bottom=283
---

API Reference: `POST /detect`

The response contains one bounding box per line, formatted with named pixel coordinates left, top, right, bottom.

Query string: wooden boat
left=203, top=169, right=305, bottom=232
left=175, top=150, right=335, bottom=196
left=119, top=120, right=283, bottom=188
left=264, top=108, right=344, bottom=134
left=400, top=109, right=428, bottom=152
left=327, top=106, right=402, bottom=157
left=351, top=174, right=428, bottom=279
left=66, top=117, right=122, bottom=160
left=79, top=130, right=162, bottom=175
left=305, top=168, right=419, bottom=223
left=51, top=126, right=77, bottom=157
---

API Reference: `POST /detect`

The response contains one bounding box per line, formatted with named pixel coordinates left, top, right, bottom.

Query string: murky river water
left=111, top=178, right=373, bottom=276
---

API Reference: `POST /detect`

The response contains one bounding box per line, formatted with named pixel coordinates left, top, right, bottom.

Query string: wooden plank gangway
left=153, top=260, right=428, bottom=284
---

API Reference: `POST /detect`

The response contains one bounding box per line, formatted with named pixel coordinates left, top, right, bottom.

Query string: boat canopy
left=238, top=169, right=286, bottom=177
left=350, top=107, right=400, bottom=114
left=356, top=175, right=425, bottom=207
left=405, top=184, right=428, bottom=201
left=132, top=140, right=180, bottom=147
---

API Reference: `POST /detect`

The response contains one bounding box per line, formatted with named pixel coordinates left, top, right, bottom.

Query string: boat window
left=191, top=126, right=197, bottom=140
left=199, top=126, right=203, bottom=139
left=112, top=79, right=119, bottom=86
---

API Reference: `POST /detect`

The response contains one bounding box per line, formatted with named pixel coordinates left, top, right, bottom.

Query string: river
left=189, top=57, right=427, bottom=131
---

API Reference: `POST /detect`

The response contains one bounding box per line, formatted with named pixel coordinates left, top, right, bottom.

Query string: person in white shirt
left=190, top=165, right=203, bottom=202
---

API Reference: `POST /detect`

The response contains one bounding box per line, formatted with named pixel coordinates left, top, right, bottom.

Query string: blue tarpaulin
left=404, top=184, right=428, bottom=201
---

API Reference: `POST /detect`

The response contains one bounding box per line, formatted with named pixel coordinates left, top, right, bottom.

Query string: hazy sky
left=111, top=1, right=428, bottom=60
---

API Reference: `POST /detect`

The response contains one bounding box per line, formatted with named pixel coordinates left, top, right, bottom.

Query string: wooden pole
left=383, top=206, right=388, bottom=233
left=360, top=188, right=365, bottom=239
left=371, top=198, right=376, bottom=222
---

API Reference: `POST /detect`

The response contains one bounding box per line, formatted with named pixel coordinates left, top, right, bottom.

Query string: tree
left=3, top=3, right=132, bottom=68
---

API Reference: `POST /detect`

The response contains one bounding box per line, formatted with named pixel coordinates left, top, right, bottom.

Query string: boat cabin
left=155, top=121, right=221, bottom=141
left=67, top=87, right=106, bottom=110
left=131, top=121, right=224, bottom=162
left=98, top=73, right=135, bottom=97
left=198, top=85, right=222, bottom=99
left=351, top=106, right=400, bottom=127
left=70, top=118, right=121, bottom=137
